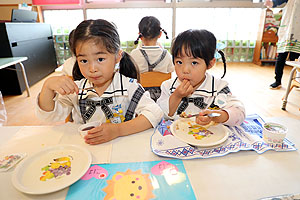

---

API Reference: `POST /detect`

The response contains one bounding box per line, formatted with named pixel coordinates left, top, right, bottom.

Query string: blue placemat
left=66, top=160, right=196, bottom=200
left=151, top=114, right=296, bottom=159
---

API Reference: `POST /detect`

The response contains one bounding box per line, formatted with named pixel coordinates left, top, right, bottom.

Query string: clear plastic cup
left=0, top=91, right=7, bottom=126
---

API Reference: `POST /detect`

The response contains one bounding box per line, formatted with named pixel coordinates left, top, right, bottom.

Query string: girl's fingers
left=57, top=87, right=67, bottom=95
left=199, top=110, right=211, bottom=116
left=66, top=77, right=79, bottom=94
left=63, top=82, right=76, bottom=94
left=85, top=137, right=106, bottom=145
left=58, top=79, right=78, bottom=95
left=87, top=125, right=102, bottom=134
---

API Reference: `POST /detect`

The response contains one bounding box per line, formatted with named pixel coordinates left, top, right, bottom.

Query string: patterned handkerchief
left=0, top=153, right=26, bottom=172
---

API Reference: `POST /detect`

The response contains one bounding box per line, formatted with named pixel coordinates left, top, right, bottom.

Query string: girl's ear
left=116, top=49, right=123, bottom=63
left=158, top=31, right=162, bottom=38
left=208, top=58, right=216, bottom=69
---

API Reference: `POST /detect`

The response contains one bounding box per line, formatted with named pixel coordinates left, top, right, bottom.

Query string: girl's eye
left=175, top=60, right=182, bottom=65
left=98, top=58, right=104, bottom=62
left=79, top=59, right=88, bottom=64
left=192, top=61, right=198, bottom=66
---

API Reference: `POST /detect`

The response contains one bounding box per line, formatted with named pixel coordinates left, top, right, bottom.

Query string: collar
left=141, top=45, right=161, bottom=50
left=78, top=72, right=129, bottom=100
left=170, top=73, right=217, bottom=97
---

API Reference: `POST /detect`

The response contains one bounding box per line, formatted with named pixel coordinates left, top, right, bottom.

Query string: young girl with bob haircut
left=157, top=29, right=245, bottom=127
left=37, top=19, right=163, bottom=145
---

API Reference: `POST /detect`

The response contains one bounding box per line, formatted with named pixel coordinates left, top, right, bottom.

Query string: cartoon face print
left=103, top=169, right=155, bottom=200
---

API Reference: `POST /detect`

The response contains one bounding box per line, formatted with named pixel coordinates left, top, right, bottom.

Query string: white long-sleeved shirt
left=157, top=73, right=246, bottom=126
left=36, top=72, right=163, bottom=127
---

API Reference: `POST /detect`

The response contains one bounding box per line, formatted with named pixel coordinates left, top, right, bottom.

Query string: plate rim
left=170, top=119, right=230, bottom=147
left=11, top=144, right=92, bottom=195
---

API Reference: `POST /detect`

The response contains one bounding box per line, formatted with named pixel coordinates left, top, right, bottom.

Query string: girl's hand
left=195, top=110, right=229, bottom=125
left=84, top=123, right=121, bottom=145
left=43, top=76, right=79, bottom=95
left=174, top=79, right=194, bottom=98
left=39, top=76, right=79, bottom=112
left=264, top=0, right=273, bottom=8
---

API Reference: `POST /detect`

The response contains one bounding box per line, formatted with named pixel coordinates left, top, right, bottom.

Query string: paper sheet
left=0, top=123, right=112, bottom=164
left=0, top=126, right=64, bottom=157
left=66, top=160, right=196, bottom=200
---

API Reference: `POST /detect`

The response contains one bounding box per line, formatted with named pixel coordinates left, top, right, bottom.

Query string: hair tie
left=214, top=42, right=226, bottom=59
left=134, top=33, right=142, bottom=45
left=161, top=29, right=169, bottom=39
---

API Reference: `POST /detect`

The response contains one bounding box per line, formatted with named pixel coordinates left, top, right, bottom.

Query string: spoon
left=180, top=112, right=221, bottom=118
left=80, top=86, right=95, bottom=91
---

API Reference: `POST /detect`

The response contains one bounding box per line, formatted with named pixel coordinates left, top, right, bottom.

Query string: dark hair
left=68, top=29, right=75, bottom=50
left=72, top=19, right=139, bottom=81
left=134, top=16, right=169, bottom=45
left=171, top=29, right=226, bottom=78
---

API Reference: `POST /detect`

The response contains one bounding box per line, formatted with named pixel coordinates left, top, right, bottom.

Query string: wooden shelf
left=253, top=8, right=279, bottom=66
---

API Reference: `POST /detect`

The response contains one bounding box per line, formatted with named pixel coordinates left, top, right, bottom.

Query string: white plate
left=170, top=118, right=230, bottom=147
left=12, top=144, right=92, bottom=195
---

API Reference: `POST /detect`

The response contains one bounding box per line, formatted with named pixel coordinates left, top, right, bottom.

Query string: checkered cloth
left=124, top=85, right=145, bottom=121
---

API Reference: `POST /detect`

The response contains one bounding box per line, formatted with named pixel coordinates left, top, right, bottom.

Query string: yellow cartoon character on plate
left=103, top=169, right=155, bottom=200
left=40, top=156, right=72, bottom=181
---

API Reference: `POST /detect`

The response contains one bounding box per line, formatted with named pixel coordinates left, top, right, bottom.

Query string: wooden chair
left=283, top=69, right=300, bottom=111
left=140, top=71, right=171, bottom=88
left=140, top=71, right=171, bottom=102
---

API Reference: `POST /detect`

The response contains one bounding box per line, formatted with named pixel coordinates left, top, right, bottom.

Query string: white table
left=282, top=61, right=300, bottom=110
left=1, top=117, right=300, bottom=200
left=0, top=57, right=30, bottom=97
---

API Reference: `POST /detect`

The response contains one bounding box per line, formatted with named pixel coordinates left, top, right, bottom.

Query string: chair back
left=140, top=71, right=171, bottom=88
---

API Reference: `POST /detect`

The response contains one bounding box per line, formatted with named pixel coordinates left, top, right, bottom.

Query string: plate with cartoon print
left=170, top=118, right=230, bottom=147
left=12, top=144, right=92, bottom=195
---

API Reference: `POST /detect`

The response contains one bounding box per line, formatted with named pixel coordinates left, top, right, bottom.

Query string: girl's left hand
left=84, top=123, right=121, bottom=145
left=195, top=109, right=229, bottom=125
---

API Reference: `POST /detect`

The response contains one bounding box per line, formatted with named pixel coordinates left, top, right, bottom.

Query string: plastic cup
left=78, top=121, right=101, bottom=138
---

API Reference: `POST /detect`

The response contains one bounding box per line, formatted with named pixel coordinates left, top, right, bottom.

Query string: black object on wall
left=0, top=22, right=57, bottom=95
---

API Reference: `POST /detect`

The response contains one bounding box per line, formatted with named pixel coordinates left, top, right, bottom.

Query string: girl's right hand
left=174, top=79, right=194, bottom=98
left=43, top=76, right=79, bottom=95
left=264, top=0, right=273, bottom=8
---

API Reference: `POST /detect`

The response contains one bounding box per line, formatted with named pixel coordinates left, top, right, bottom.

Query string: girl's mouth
left=90, top=76, right=101, bottom=80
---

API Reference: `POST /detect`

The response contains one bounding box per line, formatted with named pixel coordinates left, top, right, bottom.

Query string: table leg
left=282, top=67, right=296, bottom=110
left=18, top=62, right=30, bottom=97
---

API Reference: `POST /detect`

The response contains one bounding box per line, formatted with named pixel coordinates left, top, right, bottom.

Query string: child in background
left=130, top=16, right=174, bottom=101
left=157, top=29, right=245, bottom=127
left=130, top=16, right=174, bottom=74
left=37, top=19, right=163, bottom=145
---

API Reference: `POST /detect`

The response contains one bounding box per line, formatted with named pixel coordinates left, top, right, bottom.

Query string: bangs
left=172, top=32, right=205, bottom=60
left=74, top=36, right=117, bottom=55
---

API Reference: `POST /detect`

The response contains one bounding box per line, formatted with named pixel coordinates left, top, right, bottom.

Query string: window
left=44, top=9, right=84, bottom=34
left=86, top=8, right=172, bottom=52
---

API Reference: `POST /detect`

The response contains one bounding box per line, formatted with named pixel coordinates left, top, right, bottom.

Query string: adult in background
left=265, top=0, right=300, bottom=89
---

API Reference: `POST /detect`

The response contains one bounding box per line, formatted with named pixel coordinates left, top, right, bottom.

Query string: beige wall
left=0, top=5, right=18, bottom=20
left=0, top=1, right=36, bottom=21
left=0, top=0, right=31, bottom=4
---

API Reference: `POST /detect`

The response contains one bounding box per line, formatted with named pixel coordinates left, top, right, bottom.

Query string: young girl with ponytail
left=130, top=16, right=174, bottom=101
left=37, top=19, right=163, bottom=145
left=157, top=29, right=245, bottom=127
